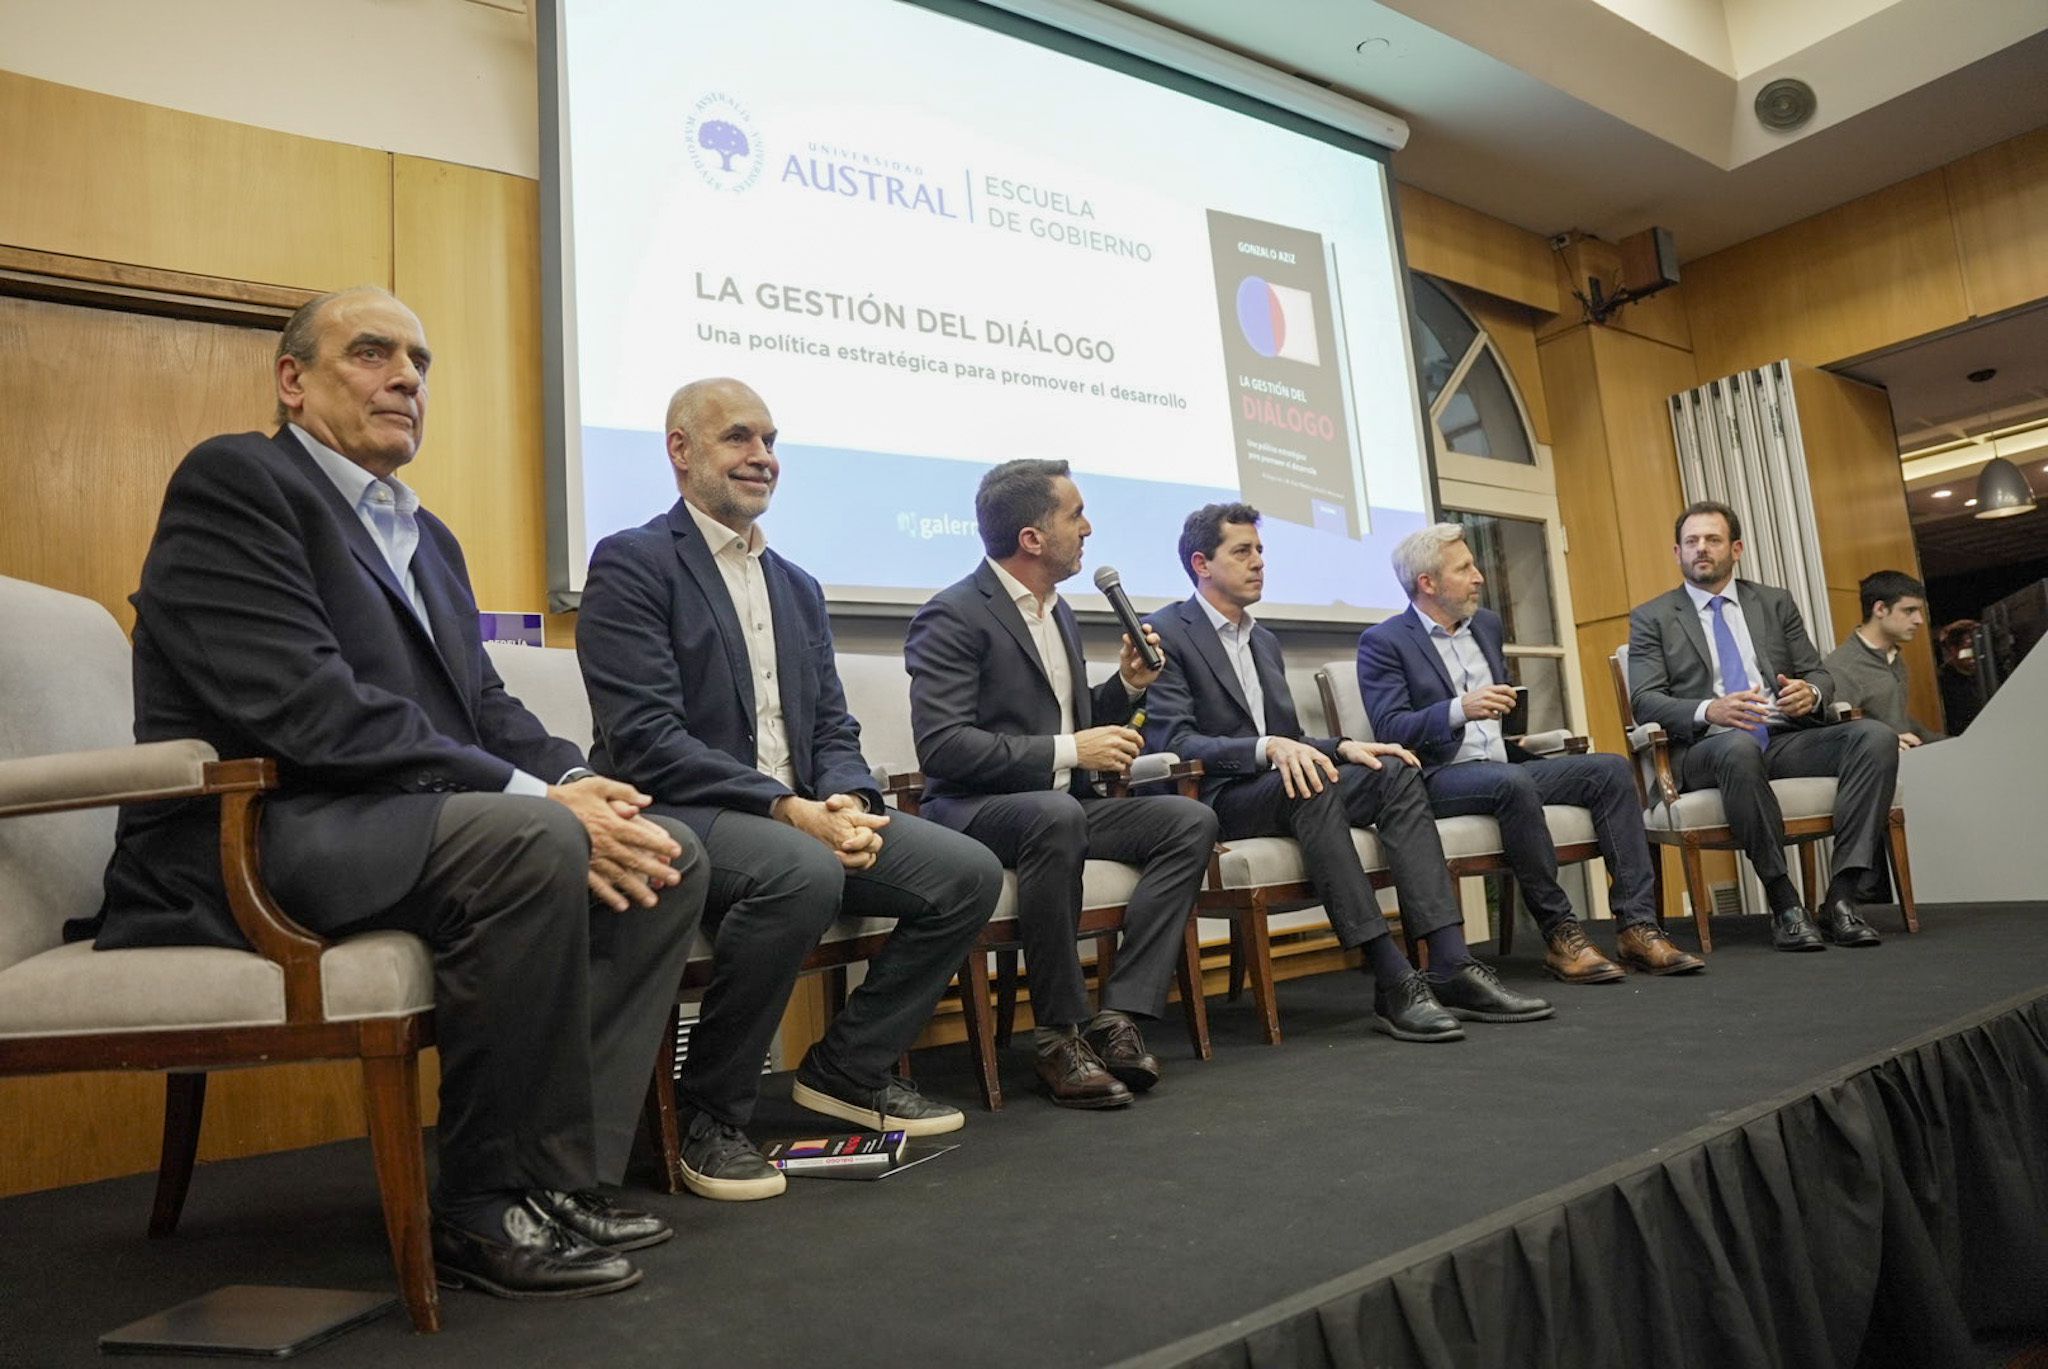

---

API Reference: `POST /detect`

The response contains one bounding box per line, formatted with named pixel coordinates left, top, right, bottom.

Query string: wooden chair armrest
left=208, top=758, right=331, bottom=1024
left=1515, top=729, right=1589, bottom=758
left=0, top=738, right=221, bottom=818
left=1624, top=723, right=1682, bottom=807
left=1109, top=754, right=1204, bottom=799
left=881, top=769, right=925, bottom=816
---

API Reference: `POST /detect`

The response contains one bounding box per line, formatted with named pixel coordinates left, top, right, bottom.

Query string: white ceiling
left=1107, top=0, right=2048, bottom=260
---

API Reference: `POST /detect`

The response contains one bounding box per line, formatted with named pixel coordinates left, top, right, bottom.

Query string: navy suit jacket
left=904, top=561, right=1137, bottom=825
left=94, top=429, right=583, bottom=950
left=1357, top=606, right=1535, bottom=775
left=577, top=499, right=880, bottom=840
left=1141, top=595, right=1338, bottom=801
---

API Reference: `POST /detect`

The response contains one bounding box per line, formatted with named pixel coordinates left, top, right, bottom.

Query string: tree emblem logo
left=684, top=93, right=764, bottom=193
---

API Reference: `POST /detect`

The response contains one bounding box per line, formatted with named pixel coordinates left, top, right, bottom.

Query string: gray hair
left=1389, top=523, right=1469, bottom=599
left=272, top=285, right=401, bottom=424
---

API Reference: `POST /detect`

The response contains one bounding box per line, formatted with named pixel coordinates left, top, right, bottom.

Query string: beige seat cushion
left=987, top=860, right=1139, bottom=924
left=0, top=930, right=433, bottom=1038
left=1646, top=777, right=1839, bottom=832
left=1212, top=831, right=1390, bottom=890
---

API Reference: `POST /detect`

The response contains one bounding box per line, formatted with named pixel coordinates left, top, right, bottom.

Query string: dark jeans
left=673, top=806, right=1000, bottom=1127
left=1424, top=752, right=1659, bottom=935
left=1210, top=760, right=1463, bottom=947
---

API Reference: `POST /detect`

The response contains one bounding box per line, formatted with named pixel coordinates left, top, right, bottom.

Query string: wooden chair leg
left=1242, top=897, right=1281, bottom=1045
left=637, top=1004, right=685, bottom=1195
left=1497, top=877, right=1518, bottom=955
left=1798, top=843, right=1822, bottom=914
left=1651, top=849, right=1667, bottom=927
left=993, top=947, right=1020, bottom=1047
left=1174, top=913, right=1212, bottom=1060
left=1681, top=843, right=1714, bottom=954
left=962, top=953, right=1003, bottom=1110
left=148, top=1072, right=207, bottom=1239
left=1225, top=919, right=1246, bottom=1002
left=1888, top=808, right=1919, bottom=933
left=360, top=1051, right=440, bottom=1334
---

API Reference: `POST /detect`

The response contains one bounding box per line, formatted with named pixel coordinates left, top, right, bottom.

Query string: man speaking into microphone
left=906, top=459, right=1218, bottom=1110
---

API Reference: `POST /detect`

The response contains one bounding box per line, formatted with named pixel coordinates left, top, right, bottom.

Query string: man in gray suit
left=1627, top=501, right=1897, bottom=951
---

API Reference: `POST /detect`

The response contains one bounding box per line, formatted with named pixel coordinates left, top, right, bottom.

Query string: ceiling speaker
left=1754, top=78, right=1817, bottom=131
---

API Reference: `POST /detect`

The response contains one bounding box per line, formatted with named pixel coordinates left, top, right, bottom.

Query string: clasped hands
left=775, top=792, right=888, bottom=870
left=1705, top=673, right=1817, bottom=730
left=546, top=776, right=686, bottom=911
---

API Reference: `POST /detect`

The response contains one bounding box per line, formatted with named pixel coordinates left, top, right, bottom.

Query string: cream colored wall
left=0, top=0, right=539, bottom=177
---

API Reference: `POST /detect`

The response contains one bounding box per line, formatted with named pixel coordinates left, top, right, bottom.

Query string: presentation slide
left=551, top=0, right=1434, bottom=618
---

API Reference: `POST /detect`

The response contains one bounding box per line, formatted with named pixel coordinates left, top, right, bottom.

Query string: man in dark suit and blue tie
left=96, top=287, right=708, bottom=1301
left=1145, top=504, right=1551, bottom=1042
left=1627, top=501, right=1895, bottom=950
left=904, top=461, right=1218, bottom=1107
left=577, top=379, right=1000, bottom=1197
left=1360, top=523, right=1702, bottom=981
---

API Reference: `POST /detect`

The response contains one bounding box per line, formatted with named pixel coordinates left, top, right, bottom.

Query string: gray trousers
left=1679, top=719, right=1899, bottom=887
left=334, top=794, right=707, bottom=1202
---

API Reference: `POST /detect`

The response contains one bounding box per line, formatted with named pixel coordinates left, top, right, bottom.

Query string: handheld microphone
left=1093, top=565, right=1164, bottom=671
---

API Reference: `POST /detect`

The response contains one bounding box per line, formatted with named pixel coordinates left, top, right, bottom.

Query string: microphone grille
left=1091, top=566, right=1122, bottom=592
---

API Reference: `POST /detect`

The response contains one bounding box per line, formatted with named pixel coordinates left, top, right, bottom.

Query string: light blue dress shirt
left=1413, top=604, right=1508, bottom=765
left=1195, top=594, right=1272, bottom=765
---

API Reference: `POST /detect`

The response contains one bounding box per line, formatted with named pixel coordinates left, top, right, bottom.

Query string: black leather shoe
left=432, top=1199, right=642, bottom=1300
left=1034, top=1033, right=1134, bottom=1109
left=1428, top=961, right=1555, bottom=1023
left=792, top=1065, right=965, bottom=1136
left=1816, top=897, right=1881, bottom=947
left=1371, top=970, right=1464, bottom=1042
left=1772, top=907, right=1826, bottom=952
left=531, top=1189, right=673, bottom=1252
left=1083, top=1013, right=1162, bottom=1093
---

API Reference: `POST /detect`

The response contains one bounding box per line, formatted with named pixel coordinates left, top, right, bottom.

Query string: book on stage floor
left=762, top=1131, right=909, bottom=1179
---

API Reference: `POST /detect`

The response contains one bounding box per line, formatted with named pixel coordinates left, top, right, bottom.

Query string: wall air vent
left=1754, top=78, right=1817, bottom=131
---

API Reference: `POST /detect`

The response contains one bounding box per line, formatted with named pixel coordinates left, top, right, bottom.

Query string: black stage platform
left=2, top=905, right=2044, bottom=1368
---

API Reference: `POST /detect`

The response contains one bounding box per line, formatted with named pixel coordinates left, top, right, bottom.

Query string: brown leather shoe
left=1035, top=1033, right=1134, bottom=1110
left=1615, top=922, right=1705, bottom=975
left=1543, top=920, right=1625, bottom=984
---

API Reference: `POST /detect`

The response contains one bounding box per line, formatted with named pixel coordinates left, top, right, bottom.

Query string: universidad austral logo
left=685, top=92, right=764, bottom=194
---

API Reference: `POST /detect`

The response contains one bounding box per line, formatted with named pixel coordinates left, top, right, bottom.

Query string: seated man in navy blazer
left=1146, top=503, right=1551, bottom=1042
left=578, top=378, right=1001, bottom=1197
left=905, top=460, right=1219, bottom=1108
left=96, top=287, right=707, bottom=1301
left=1360, top=523, right=1702, bottom=981
left=1628, top=500, right=1896, bottom=950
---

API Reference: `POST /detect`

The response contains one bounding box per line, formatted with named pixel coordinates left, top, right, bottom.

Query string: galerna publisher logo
left=685, top=93, right=763, bottom=194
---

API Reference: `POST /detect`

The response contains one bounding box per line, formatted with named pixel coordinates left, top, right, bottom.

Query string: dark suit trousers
left=1679, top=718, right=1898, bottom=886
left=942, top=792, right=1217, bottom=1027
left=330, top=795, right=706, bottom=1202
left=1212, top=761, right=1463, bottom=947
left=673, top=808, right=1000, bottom=1127
left=1423, top=753, right=1658, bottom=933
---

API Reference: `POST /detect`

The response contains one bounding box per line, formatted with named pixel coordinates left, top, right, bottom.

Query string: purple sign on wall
left=479, top=612, right=545, bottom=647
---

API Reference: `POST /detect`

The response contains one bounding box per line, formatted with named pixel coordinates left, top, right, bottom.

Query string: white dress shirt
left=689, top=501, right=796, bottom=788
left=1194, top=593, right=1274, bottom=766
left=985, top=558, right=1081, bottom=789
left=1413, top=604, right=1508, bottom=765
left=293, top=424, right=553, bottom=796
left=1680, top=579, right=1783, bottom=729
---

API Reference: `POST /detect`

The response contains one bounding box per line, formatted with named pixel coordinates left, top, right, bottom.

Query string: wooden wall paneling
left=1682, top=170, right=1971, bottom=378
left=1448, top=284, right=1552, bottom=446
left=1576, top=614, right=1632, bottom=758
left=1589, top=327, right=1696, bottom=608
left=1944, top=126, right=2048, bottom=319
left=0, top=296, right=278, bottom=631
left=0, top=72, right=391, bottom=292
left=391, top=157, right=549, bottom=616
left=1397, top=185, right=1561, bottom=315
left=1789, top=366, right=1917, bottom=583
left=1538, top=327, right=1630, bottom=624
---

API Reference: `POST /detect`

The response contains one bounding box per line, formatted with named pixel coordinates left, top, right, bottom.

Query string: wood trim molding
left=0, top=244, right=317, bottom=327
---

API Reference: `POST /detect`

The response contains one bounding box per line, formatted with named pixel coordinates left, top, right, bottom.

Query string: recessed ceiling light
left=1967, top=368, right=1998, bottom=383
left=1965, top=498, right=1979, bottom=507
left=1355, top=36, right=1392, bottom=55
left=1931, top=489, right=1952, bottom=498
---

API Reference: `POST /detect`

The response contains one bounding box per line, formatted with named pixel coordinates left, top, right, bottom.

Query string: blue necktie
left=1708, top=595, right=1766, bottom=745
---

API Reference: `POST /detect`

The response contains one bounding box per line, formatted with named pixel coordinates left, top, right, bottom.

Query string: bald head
left=665, top=377, right=779, bottom=533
